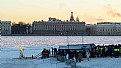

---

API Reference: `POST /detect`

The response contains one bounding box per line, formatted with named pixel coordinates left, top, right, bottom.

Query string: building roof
left=59, top=43, right=95, bottom=49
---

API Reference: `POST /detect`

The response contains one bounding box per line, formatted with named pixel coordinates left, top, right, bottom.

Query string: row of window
left=1, top=22, right=11, bottom=25
left=97, top=32, right=121, bottom=35
left=2, top=26, right=11, bottom=30
left=1, top=32, right=11, bottom=34
left=99, top=29, right=121, bottom=32
left=33, top=25, right=78, bottom=31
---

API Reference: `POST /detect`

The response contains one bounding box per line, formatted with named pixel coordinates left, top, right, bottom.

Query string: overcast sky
left=0, top=0, right=121, bottom=24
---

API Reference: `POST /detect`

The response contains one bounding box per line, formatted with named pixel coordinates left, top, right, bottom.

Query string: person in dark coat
left=108, top=46, right=113, bottom=58
left=74, top=51, right=78, bottom=62
left=54, top=48, right=57, bottom=57
left=78, top=52, right=83, bottom=62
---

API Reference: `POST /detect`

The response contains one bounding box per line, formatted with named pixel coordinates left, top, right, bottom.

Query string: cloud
left=58, top=3, right=67, bottom=8
left=84, top=16, right=105, bottom=22
left=105, top=4, right=121, bottom=17
left=96, top=17, right=105, bottom=21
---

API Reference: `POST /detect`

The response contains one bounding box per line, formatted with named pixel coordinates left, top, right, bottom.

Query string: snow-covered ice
left=1, top=47, right=121, bottom=68
left=1, top=36, right=121, bottom=68
left=0, top=57, right=121, bottom=68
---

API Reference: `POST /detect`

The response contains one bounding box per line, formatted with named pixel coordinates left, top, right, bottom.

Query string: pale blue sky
left=0, top=0, right=121, bottom=24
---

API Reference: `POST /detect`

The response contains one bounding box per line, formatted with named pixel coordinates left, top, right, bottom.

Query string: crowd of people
left=41, top=48, right=58, bottom=59
left=41, top=44, right=121, bottom=62
left=57, top=49, right=90, bottom=62
left=56, top=44, right=121, bottom=62
left=89, top=44, right=121, bottom=58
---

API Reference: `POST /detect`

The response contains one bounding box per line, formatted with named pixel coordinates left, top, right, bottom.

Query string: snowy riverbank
left=0, top=57, right=121, bottom=68
left=1, top=36, right=121, bottom=68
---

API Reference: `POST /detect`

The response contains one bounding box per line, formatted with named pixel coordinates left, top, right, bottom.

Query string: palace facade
left=32, top=12, right=86, bottom=35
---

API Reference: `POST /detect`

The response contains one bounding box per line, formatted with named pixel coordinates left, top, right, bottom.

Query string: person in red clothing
left=92, top=48, right=96, bottom=57
left=42, top=48, right=49, bottom=59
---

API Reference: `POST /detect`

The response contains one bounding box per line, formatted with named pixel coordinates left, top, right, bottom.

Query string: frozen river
left=0, top=36, right=121, bottom=68
left=0, top=36, right=121, bottom=58
left=1, top=36, right=121, bottom=47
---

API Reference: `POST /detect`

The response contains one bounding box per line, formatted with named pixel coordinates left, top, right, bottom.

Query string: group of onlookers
left=57, top=49, right=90, bottom=62
left=41, top=48, right=57, bottom=59
left=89, top=44, right=121, bottom=58
left=41, top=44, right=121, bottom=62
left=56, top=44, right=121, bottom=62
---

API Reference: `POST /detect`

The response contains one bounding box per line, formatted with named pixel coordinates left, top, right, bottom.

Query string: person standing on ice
left=66, top=53, right=69, bottom=60
left=86, top=49, right=90, bottom=61
left=19, top=47, right=24, bottom=59
left=78, top=52, right=83, bottom=62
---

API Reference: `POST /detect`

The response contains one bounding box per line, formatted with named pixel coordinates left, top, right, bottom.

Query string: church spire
left=70, top=12, right=75, bottom=22
left=76, top=16, right=79, bottom=22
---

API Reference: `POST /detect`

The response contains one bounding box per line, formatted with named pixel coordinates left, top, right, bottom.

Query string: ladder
left=34, top=53, right=42, bottom=58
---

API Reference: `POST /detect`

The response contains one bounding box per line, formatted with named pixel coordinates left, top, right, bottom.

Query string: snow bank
left=0, top=57, right=121, bottom=68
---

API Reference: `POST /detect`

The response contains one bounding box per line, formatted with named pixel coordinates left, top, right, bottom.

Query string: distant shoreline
left=1, top=34, right=121, bottom=36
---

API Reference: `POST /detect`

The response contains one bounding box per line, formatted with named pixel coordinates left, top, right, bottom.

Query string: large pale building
left=0, top=20, right=11, bottom=35
left=86, top=22, right=121, bottom=36
left=32, top=12, right=86, bottom=35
